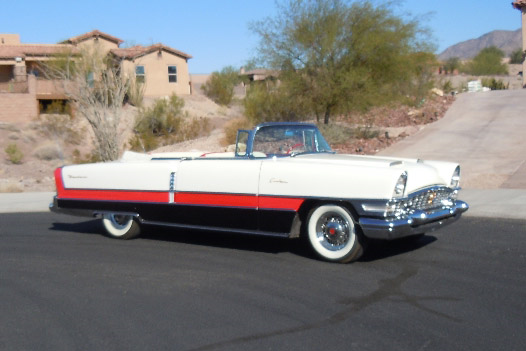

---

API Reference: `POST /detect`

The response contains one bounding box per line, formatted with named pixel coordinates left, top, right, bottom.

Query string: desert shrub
left=201, top=66, right=240, bottom=106
left=353, top=126, right=380, bottom=139
left=440, top=80, right=455, bottom=94
left=72, top=149, right=101, bottom=164
left=0, top=123, right=20, bottom=132
left=126, top=78, right=145, bottom=107
left=461, top=47, right=508, bottom=75
left=5, top=143, right=24, bottom=164
left=481, top=78, right=508, bottom=90
left=443, top=57, right=460, bottom=74
left=130, top=94, right=211, bottom=152
left=509, top=48, right=524, bottom=65
left=35, top=114, right=84, bottom=162
left=0, top=182, right=23, bottom=193
left=36, top=114, right=83, bottom=145
left=317, top=124, right=354, bottom=145
left=222, top=117, right=253, bottom=146
left=33, top=143, right=62, bottom=161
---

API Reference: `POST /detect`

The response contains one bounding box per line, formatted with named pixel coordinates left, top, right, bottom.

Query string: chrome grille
left=389, top=187, right=455, bottom=216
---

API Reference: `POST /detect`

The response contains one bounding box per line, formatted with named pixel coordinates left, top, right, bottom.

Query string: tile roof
left=64, top=30, right=123, bottom=45
left=111, top=43, right=192, bottom=60
left=0, top=44, right=74, bottom=59
left=513, top=0, right=526, bottom=9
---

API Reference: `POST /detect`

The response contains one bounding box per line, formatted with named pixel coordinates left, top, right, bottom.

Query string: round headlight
left=450, top=166, right=461, bottom=188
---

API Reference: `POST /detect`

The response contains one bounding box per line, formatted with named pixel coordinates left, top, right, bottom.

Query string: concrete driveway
left=378, top=89, right=526, bottom=190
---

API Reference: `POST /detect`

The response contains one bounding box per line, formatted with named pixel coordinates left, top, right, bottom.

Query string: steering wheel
left=287, top=143, right=304, bottom=154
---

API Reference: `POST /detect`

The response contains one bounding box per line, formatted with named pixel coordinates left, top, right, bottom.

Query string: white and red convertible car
left=51, top=122, right=468, bottom=263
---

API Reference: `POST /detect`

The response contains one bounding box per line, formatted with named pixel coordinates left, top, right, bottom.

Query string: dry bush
left=130, top=94, right=211, bottom=152
left=4, top=143, right=23, bottom=164
left=33, top=143, right=62, bottom=161
left=0, top=123, right=20, bottom=132
left=317, top=124, right=354, bottom=145
left=221, top=117, right=253, bottom=146
left=0, top=182, right=23, bottom=193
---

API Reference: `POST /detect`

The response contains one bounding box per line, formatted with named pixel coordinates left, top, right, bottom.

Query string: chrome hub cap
left=316, top=213, right=350, bottom=251
left=111, top=215, right=131, bottom=228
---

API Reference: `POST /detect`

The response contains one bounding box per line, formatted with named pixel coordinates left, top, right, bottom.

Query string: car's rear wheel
left=102, top=214, right=141, bottom=239
left=306, top=204, right=364, bottom=263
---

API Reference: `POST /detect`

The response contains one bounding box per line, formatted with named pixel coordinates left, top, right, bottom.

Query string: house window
left=168, top=66, right=177, bottom=83
left=136, top=65, right=145, bottom=83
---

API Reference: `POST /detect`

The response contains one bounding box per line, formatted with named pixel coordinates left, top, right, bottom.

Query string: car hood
left=281, top=153, right=458, bottom=194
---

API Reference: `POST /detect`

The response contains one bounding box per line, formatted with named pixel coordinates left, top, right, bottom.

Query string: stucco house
left=111, top=43, right=192, bottom=97
left=0, top=30, right=192, bottom=123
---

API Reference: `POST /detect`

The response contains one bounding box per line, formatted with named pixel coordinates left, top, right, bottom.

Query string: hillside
left=439, top=29, right=522, bottom=60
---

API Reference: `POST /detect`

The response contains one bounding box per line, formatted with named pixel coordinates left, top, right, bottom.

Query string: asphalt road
left=1, top=212, right=525, bottom=351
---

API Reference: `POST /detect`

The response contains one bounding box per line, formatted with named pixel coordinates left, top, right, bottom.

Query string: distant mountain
left=438, top=29, right=522, bottom=61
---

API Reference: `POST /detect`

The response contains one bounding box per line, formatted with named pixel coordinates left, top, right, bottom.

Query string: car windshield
left=252, top=125, right=333, bottom=157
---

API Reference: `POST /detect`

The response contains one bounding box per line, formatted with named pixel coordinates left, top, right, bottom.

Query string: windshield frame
left=246, top=122, right=334, bottom=158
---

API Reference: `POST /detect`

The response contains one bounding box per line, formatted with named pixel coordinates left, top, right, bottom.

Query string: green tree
left=509, top=48, right=524, bottom=65
left=462, top=46, right=508, bottom=75
left=250, top=0, right=434, bottom=124
left=443, top=57, right=460, bottom=74
left=244, top=81, right=310, bottom=123
left=201, top=66, right=240, bottom=106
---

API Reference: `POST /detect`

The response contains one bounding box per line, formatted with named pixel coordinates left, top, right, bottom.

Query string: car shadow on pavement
left=359, top=235, right=437, bottom=262
left=48, top=217, right=437, bottom=262
left=49, top=218, right=102, bottom=235
left=48, top=218, right=308, bottom=256
left=141, top=224, right=302, bottom=255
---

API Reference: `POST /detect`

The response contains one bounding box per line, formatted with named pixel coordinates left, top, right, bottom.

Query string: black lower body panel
left=55, top=198, right=297, bottom=237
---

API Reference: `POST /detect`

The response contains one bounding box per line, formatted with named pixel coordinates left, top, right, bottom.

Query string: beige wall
left=122, top=50, right=191, bottom=97
left=76, top=37, right=119, bottom=56
left=0, top=75, right=37, bottom=123
left=0, top=34, right=20, bottom=45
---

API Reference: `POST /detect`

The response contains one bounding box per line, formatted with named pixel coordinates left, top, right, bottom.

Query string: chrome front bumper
left=359, top=200, right=469, bottom=240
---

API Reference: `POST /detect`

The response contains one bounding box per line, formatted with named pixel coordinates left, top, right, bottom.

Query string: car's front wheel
left=102, top=214, right=141, bottom=239
left=306, top=204, right=364, bottom=263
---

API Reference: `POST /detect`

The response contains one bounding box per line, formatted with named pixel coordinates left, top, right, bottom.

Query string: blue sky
left=3, top=0, right=522, bottom=74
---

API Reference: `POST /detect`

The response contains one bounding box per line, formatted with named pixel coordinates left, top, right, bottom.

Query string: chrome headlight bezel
left=392, top=172, right=408, bottom=198
left=450, top=166, right=461, bottom=189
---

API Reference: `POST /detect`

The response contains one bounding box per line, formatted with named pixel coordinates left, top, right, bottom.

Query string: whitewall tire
left=306, top=204, right=364, bottom=263
left=102, top=214, right=141, bottom=239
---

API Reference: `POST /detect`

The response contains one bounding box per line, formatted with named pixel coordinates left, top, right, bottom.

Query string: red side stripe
left=175, top=192, right=258, bottom=208
left=258, top=196, right=304, bottom=211
left=59, top=189, right=169, bottom=202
